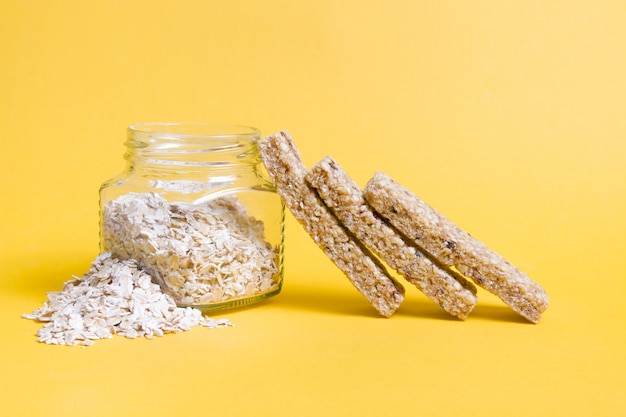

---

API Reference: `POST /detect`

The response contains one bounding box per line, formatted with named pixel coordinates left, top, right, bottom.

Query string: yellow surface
left=1, top=1, right=625, bottom=416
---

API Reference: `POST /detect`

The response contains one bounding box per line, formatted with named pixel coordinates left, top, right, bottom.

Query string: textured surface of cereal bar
left=364, top=172, right=549, bottom=323
left=306, top=156, right=478, bottom=320
left=258, top=131, right=404, bottom=317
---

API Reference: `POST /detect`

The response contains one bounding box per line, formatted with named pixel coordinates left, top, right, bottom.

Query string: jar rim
left=128, top=122, right=261, bottom=140
left=124, top=122, right=263, bottom=166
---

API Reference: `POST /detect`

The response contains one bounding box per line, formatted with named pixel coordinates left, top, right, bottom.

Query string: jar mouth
left=125, top=122, right=262, bottom=166
left=129, top=122, right=260, bottom=139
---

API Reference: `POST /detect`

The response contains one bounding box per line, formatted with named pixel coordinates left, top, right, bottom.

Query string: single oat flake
left=23, top=253, right=233, bottom=347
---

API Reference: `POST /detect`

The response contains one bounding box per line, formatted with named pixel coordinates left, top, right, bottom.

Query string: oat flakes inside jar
left=99, top=122, right=284, bottom=312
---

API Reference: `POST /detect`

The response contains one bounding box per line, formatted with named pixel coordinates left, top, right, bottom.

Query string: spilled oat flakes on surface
left=23, top=253, right=233, bottom=347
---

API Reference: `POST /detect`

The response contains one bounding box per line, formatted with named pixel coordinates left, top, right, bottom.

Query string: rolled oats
left=22, top=253, right=233, bottom=347
left=101, top=192, right=280, bottom=306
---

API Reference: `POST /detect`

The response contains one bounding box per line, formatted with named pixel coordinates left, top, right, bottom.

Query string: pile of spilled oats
left=23, top=253, right=233, bottom=346
left=21, top=191, right=286, bottom=347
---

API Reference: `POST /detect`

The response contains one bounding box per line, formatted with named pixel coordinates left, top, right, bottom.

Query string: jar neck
left=120, top=123, right=271, bottom=197
left=125, top=123, right=262, bottom=173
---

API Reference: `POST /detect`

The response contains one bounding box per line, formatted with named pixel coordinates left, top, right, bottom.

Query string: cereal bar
left=258, top=132, right=405, bottom=317
left=364, top=172, right=549, bottom=323
left=306, top=156, right=478, bottom=320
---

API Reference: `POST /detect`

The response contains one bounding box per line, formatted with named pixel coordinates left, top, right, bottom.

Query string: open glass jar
left=99, top=122, right=284, bottom=312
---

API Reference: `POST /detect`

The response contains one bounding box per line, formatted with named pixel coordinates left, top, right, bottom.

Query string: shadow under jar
left=99, top=122, right=284, bottom=312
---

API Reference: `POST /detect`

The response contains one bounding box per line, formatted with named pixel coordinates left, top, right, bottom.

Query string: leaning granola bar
left=258, top=131, right=404, bottom=317
left=364, top=172, right=549, bottom=323
left=306, top=156, right=478, bottom=320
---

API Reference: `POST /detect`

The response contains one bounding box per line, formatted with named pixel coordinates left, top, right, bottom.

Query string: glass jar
left=99, top=122, right=284, bottom=312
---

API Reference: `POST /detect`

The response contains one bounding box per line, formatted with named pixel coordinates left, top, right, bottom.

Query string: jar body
left=99, top=123, right=284, bottom=312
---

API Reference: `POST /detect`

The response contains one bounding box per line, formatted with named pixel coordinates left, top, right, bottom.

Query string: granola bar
left=306, top=156, right=478, bottom=320
left=364, top=172, right=549, bottom=323
left=258, top=131, right=405, bottom=317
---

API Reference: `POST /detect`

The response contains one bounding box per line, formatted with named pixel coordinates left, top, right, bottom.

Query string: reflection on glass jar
left=99, top=122, right=284, bottom=312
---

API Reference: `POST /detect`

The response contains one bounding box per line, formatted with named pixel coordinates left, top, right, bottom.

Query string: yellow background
left=1, top=1, right=625, bottom=416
